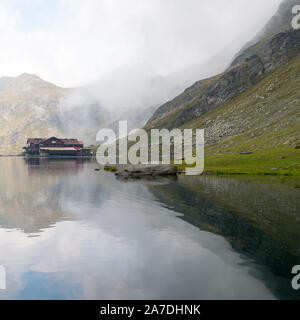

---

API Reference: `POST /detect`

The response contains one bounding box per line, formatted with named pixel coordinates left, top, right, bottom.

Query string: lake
left=0, top=158, right=299, bottom=299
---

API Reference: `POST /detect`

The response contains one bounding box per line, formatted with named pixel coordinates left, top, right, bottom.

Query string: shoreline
left=0, top=155, right=95, bottom=159
left=1, top=154, right=299, bottom=177
left=103, top=165, right=300, bottom=177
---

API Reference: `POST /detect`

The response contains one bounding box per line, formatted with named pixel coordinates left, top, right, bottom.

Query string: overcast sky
left=0, top=0, right=282, bottom=87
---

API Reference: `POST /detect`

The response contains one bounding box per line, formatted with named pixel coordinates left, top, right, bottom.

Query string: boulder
left=115, top=164, right=178, bottom=179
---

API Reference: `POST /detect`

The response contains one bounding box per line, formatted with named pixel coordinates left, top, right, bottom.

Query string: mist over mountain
left=0, top=65, right=208, bottom=154
left=0, top=46, right=235, bottom=155
left=232, top=0, right=299, bottom=63
left=0, top=0, right=298, bottom=155
left=146, top=0, right=300, bottom=151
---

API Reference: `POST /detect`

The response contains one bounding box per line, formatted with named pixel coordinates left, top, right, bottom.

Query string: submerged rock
left=115, top=164, right=178, bottom=179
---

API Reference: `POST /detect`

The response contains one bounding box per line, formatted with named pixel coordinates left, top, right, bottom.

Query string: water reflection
left=147, top=175, right=300, bottom=299
left=0, top=158, right=298, bottom=299
left=0, top=158, right=90, bottom=234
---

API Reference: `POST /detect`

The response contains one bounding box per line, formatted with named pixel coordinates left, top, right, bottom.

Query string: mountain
left=231, top=0, right=300, bottom=67
left=0, top=72, right=173, bottom=155
left=145, top=0, right=300, bottom=155
left=2, top=0, right=299, bottom=156
left=0, top=65, right=228, bottom=155
left=0, top=74, right=71, bottom=155
left=233, top=0, right=299, bottom=62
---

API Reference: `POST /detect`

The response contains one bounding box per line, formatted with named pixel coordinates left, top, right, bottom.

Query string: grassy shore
left=102, top=146, right=300, bottom=176
left=104, top=165, right=117, bottom=172
left=175, top=146, right=300, bottom=176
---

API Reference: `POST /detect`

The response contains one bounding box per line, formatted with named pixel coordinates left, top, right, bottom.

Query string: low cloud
left=0, top=0, right=282, bottom=87
left=0, top=0, right=284, bottom=144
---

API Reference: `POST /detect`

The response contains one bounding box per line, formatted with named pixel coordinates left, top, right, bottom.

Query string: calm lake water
left=0, top=157, right=299, bottom=300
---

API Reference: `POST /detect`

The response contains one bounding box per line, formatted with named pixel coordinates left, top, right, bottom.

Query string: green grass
left=204, top=146, right=300, bottom=175
left=103, top=55, right=300, bottom=176
left=103, top=147, right=300, bottom=176
left=104, top=165, right=117, bottom=172
left=173, top=146, right=300, bottom=176
left=176, top=54, right=300, bottom=176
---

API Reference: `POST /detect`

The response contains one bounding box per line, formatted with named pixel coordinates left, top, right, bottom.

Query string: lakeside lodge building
left=23, top=137, right=92, bottom=157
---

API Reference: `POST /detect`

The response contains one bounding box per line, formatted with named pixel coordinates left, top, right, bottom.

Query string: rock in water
left=115, top=164, right=178, bottom=178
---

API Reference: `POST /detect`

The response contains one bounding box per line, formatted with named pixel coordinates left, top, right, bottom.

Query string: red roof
left=27, top=137, right=84, bottom=145
left=61, top=139, right=83, bottom=145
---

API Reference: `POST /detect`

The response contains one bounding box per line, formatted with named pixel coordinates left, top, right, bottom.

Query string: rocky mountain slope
left=2, top=0, right=299, bottom=156
left=0, top=73, right=154, bottom=155
left=233, top=0, right=299, bottom=61
left=145, top=0, right=300, bottom=153
left=0, top=74, right=70, bottom=155
left=0, top=73, right=163, bottom=155
left=186, top=53, right=300, bottom=152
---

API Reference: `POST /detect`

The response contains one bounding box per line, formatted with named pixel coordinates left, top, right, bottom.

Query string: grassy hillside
left=178, top=54, right=300, bottom=175
left=107, top=54, right=300, bottom=176
left=146, top=29, right=300, bottom=131
left=143, top=0, right=300, bottom=176
left=145, top=55, right=266, bottom=130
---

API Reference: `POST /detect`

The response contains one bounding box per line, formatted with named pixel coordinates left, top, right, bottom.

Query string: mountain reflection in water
left=0, top=158, right=299, bottom=299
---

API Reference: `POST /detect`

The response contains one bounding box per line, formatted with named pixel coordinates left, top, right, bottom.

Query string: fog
left=0, top=0, right=283, bottom=86
left=57, top=51, right=239, bottom=142
left=0, top=0, right=284, bottom=141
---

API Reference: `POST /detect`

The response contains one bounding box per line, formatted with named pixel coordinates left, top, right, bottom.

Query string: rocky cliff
left=145, top=1, right=300, bottom=151
left=233, top=0, right=299, bottom=61
left=0, top=74, right=71, bottom=155
left=0, top=73, right=160, bottom=155
left=146, top=29, right=300, bottom=131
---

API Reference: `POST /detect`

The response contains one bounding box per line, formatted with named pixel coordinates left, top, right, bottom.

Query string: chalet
left=23, top=137, right=92, bottom=157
